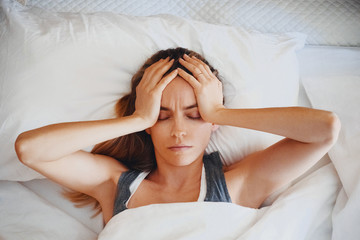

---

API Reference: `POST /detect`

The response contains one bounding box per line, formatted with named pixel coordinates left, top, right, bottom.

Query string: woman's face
left=146, top=76, right=218, bottom=167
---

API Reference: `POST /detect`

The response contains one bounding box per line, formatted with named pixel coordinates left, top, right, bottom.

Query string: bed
left=0, top=0, right=359, bottom=239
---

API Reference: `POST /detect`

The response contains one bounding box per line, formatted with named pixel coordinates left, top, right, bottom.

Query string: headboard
left=17, top=0, right=360, bottom=47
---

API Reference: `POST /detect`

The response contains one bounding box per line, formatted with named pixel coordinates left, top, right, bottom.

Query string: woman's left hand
left=178, top=54, right=224, bottom=123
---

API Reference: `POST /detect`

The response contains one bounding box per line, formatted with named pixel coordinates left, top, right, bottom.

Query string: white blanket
left=98, top=163, right=340, bottom=240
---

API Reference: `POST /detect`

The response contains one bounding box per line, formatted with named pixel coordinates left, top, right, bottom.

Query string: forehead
left=161, top=76, right=196, bottom=107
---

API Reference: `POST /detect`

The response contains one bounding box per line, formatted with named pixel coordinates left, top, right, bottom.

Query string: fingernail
left=184, top=54, right=189, bottom=58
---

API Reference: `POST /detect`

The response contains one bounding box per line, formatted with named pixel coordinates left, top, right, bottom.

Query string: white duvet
left=99, top=163, right=340, bottom=240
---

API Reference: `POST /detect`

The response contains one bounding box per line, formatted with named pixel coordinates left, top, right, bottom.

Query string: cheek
left=195, top=123, right=214, bottom=139
left=194, top=122, right=212, bottom=131
left=147, top=124, right=168, bottom=146
left=186, top=121, right=214, bottom=141
left=149, top=122, right=167, bottom=133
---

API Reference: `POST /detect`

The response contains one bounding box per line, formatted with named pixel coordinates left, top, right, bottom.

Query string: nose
left=171, top=118, right=186, bottom=138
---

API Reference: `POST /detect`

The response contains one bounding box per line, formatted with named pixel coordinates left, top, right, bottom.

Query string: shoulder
left=223, top=151, right=260, bottom=207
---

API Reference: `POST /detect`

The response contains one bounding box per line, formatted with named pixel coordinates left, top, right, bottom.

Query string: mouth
left=168, top=145, right=193, bottom=151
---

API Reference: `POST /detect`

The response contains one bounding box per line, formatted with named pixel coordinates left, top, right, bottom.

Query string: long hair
left=62, top=47, right=221, bottom=216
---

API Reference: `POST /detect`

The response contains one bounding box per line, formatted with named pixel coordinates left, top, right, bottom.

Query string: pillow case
left=302, top=75, right=360, bottom=240
left=0, top=0, right=305, bottom=180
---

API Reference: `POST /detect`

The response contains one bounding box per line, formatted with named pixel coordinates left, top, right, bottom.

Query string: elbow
left=324, top=112, right=341, bottom=145
left=15, top=133, right=35, bottom=166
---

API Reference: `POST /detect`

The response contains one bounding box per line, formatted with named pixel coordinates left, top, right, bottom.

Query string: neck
left=149, top=154, right=204, bottom=190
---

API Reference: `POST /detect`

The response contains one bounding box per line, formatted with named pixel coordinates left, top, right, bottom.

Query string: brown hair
left=62, top=47, right=221, bottom=216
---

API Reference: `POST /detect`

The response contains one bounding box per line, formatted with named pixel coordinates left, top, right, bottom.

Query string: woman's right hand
left=133, top=57, right=178, bottom=127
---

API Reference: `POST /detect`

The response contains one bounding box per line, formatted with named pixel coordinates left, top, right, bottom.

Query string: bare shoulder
left=224, top=135, right=337, bottom=208
left=223, top=151, right=261, bottom=208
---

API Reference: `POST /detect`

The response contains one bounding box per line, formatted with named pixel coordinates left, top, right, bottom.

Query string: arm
left=211, top=106, right=340, bottom=207
left=16, top=116, right=149, bottom=165
left=178, top=54, right=338, bottom=143
left=15, top=57, right=178, bottom=198
left=178, top=54, right=341, bottom=207
left=15, top=116, right=146, bottom=197
left=209, top=106, right=339, bottom=144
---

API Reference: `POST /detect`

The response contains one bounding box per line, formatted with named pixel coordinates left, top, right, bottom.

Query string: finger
left=177, top=68, right=201, bottom=89
left=151, top=58, right=174, bottom=83
left=184, top=54, right=209, bottom=75
left=140, top=57, right=169, bottom=86
left=146, top=58, right=174, bottom=88
left=149, top=56, right=169, bottom=69
left=191, top=56, right=214, bottom=77
left=143, top=57, right=171, bottom=78
left=183, top=54, right=200, bottom=65
left=184, top=54, right=209, bottom=71
left=180, top=55, right=210, bottom=80
left=179, top=58, right=206, bottom=80
left=152, top=58, right=174, bottom=76
left=155, top=69, right=178, bottom=93
left=150, top=57, right=171, bottom=72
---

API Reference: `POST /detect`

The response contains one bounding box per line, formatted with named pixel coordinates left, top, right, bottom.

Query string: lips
left=168, top=145, right=192, bottom=151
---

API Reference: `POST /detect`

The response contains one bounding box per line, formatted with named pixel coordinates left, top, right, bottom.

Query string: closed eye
left=188, top=116, right=201, bottom=120
left=158, top=117, right=169, bottom=121
left=187, top=111, right=201, bottom=120
left=158, top=111, right=170, bottom=120
left=158, top=108, right=201, bottom=121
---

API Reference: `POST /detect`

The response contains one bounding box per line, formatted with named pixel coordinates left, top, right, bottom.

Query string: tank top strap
left=113, top=152, right=231, bottom=216
left=113, top=169, right=142, bottom=216
left=203, top=152, right=232, bottom=203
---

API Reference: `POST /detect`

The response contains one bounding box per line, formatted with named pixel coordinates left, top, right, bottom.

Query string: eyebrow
left=160, top=104, right=198, bottom=111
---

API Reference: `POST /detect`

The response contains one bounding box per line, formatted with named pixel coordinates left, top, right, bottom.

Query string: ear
left=211, top=123, right=219, bottom=132
left=145, top=128, right=151, bottom=135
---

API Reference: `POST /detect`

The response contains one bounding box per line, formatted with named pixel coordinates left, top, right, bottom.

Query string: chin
left=154, top=147, right=205, bottom=167
left=167, top=150, right=203, bottom=167
left=171, top=158, right=196, bottom=167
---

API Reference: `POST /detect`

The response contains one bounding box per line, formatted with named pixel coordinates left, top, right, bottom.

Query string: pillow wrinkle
left=0, top=1, right=305, bottom=180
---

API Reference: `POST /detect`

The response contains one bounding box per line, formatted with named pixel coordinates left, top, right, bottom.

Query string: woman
left=14, top=47, right=341, bottom=225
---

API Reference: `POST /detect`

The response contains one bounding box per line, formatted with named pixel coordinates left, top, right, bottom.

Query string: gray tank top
left=113, top=151, right=231, bottom=216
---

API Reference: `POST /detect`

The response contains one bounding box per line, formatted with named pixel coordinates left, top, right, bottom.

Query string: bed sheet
left=0, top=181, right=100, bottom=240
left=299, top=46, right=360, bottom=240
left=99, top=162, right=339, bottom=240
left=1, top=45, right=359, bottom=239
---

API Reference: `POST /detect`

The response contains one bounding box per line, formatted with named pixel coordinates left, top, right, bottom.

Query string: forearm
left=212, top=106, right=340, bottom=143
left=15, top=115, right=148, bottom=163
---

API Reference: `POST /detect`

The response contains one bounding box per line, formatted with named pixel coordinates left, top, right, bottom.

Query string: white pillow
left=302, top=75, right=360, bottom=240
left=0, top=1, right=305, bottom=180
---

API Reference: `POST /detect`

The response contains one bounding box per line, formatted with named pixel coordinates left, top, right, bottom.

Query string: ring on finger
left=196, top=73, right=204, bottom=77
